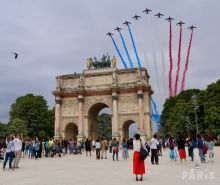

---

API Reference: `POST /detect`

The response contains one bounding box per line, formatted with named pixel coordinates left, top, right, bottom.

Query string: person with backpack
left=133, top=134, right=145, bottom=181
left=168, top=136, right=177, bottom=161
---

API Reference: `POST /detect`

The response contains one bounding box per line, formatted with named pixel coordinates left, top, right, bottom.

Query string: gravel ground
left=1, top=147, right=219, bottom=185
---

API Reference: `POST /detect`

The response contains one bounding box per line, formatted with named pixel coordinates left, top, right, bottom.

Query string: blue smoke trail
left=118, top=31, right=134, bottom=68
left=151, top=97, right=161, bottom=129
left=111, top=36, right=128, bottom=69
left=127, top=25, right=142, bottom=68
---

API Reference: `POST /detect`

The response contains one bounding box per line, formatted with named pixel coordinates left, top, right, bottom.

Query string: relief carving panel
left=62, top=99, right=78, bottom=117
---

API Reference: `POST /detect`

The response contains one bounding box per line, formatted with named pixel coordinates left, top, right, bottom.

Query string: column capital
left=137, top=93, right=144, bottom=99
left=112, top=95, right=118, bottom=101
left=77, top=96, right=84, bottom=103
left=55, top=98, right=62, bottom=104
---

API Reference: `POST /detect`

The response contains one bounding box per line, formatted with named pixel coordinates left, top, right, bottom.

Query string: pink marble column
left=112, top=93, right=119, bottom=138
left=55, top=97, right=62, bottom=138
left=137, top=90, right=144, bottom=133
left=77, top=95, right=84, bottom=140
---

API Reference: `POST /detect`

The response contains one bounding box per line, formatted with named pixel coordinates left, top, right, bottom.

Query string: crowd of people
left=0, top=133, right=215, bottom=182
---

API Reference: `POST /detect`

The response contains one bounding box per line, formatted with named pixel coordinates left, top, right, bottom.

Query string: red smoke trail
left=168, top=21, right=173, bottom=97
left=174, top=26, right=183, bottom=96
left=181, top=30, right=194, bottom=91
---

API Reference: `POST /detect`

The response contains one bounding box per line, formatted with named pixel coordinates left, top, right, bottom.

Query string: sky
left=0, top=0, right=220, bottom=123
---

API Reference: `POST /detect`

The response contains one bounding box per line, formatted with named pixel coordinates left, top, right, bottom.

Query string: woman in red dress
left=133, top=134, right=145, bottom=181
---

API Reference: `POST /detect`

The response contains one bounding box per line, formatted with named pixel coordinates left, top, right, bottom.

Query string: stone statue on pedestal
left=111, top=56, right=116, bottom=67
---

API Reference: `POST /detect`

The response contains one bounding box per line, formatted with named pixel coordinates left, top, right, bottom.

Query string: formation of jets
left=107, top=7, right=196, bottom=36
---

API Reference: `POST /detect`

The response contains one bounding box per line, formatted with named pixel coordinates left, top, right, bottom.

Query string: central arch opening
left=88, top=102, right=112, bottom=140
left=122, top=120, right=138, bottom=140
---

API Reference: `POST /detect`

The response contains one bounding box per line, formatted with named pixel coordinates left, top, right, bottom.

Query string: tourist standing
left=95, top=139, right=101, bottom=159
left=109, top=139, right=112, bottom=153
left=111, top=138, right=119, bottom=161
left=85, top=138, right=92, bottom=157
left=150, top=134, right=159, bottom=165
left=101, top=139, right=108, bottom=159
left=121, top=138, right=129, bottom=160
left=13, top=134, right=22, bottom=169
left=192, top=135, right=201, bottom=168
left=92, top=139, right=96, bottom=151
left=177, top=136, right=186, bottom=163
left=168, top=136, right=177, bottom=161
left=205, top=136, right=214, bottom=163
left=34, top=137, right=40, bottom=159
left=198, top=135, right=204, bottom=162
left=44, top=138, right=49, bottom=157
left=3, top=136, right=15, bottom=170
left=133, top=134, right=145, bottom=181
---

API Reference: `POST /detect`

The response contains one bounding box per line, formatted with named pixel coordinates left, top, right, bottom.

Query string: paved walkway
left=1, top=147, right=219, bottom=185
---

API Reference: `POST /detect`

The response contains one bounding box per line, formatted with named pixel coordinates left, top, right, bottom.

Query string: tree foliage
left=97, top=113, right=112, bottom=139
left=9, top=94, right=54, bottom=137
left=7, top=118, right=28, bottom=136
left=0, top=122, right=8, bottom=137
left=160, top=79, right=220, bottom=137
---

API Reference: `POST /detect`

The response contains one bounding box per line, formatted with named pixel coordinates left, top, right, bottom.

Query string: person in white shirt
left=150, top=134, right=159, bottom=165
left=95, top=139, right=101, bottom=159
left=13, top=134, right=22, bottom=169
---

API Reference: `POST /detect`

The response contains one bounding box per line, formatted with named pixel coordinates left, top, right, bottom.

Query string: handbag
left=139, top=142, right=148, bottom=160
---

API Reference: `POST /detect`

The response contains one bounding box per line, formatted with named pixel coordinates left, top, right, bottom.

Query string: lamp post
left=192, top=94, right=199, bottom=134
left=185, top=116, right=190, bottom=137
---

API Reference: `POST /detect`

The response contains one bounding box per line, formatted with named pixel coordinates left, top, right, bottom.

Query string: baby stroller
left=73, top=145, right=82, bottom=155
left=50, top=144, right=61, bottom=157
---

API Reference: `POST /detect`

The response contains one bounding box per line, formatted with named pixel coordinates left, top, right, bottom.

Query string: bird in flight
left=11, top=52, right=18, bottom=59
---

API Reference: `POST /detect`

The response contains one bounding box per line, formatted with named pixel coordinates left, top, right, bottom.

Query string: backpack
left=170, top=142, right=174, bottom=150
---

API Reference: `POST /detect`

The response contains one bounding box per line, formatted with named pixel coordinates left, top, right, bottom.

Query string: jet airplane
left=106, top=32, right=114, bottom=37
left=114, top=27, right=122, bottom=32
left=155, top=12, right=164, bottom=18
left=176, top=21, right=185, bottom=26
left=165, top=16, right=174, bottom=22
left=132, top=14, right=141, bottom=20
left=143, top=8, right=152, bottom=14
left=188, top=25, right=196, bottom=30
left=123, top=21, right=131, bottom=26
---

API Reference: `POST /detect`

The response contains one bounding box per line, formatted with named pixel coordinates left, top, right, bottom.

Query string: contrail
left=127, top=25, right=142, bottom=68
left=174, top=25, right=183, bottom=96
left=118, top=31, right=134, bottom=68
left=110, top=36, right=128, bottom=69
left=181, top=30, right=194, bottom=91
left=168, top=21, right=174, bottom=97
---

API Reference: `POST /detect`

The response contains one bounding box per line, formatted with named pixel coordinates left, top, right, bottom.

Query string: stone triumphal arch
left=53, top=66, right=153, bottom=142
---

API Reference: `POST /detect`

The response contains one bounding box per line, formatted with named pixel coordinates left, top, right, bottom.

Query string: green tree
left=7, top=118, right=28, bottom=136
left=0, top=122, right=8, bottom=137
left=203, top=79, right=220, bottom=136
left=97, top=113, right=112, bottom=139
left=9, top=94, right=53, bottom=137
left=160, top=79, right=220, bottom=137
